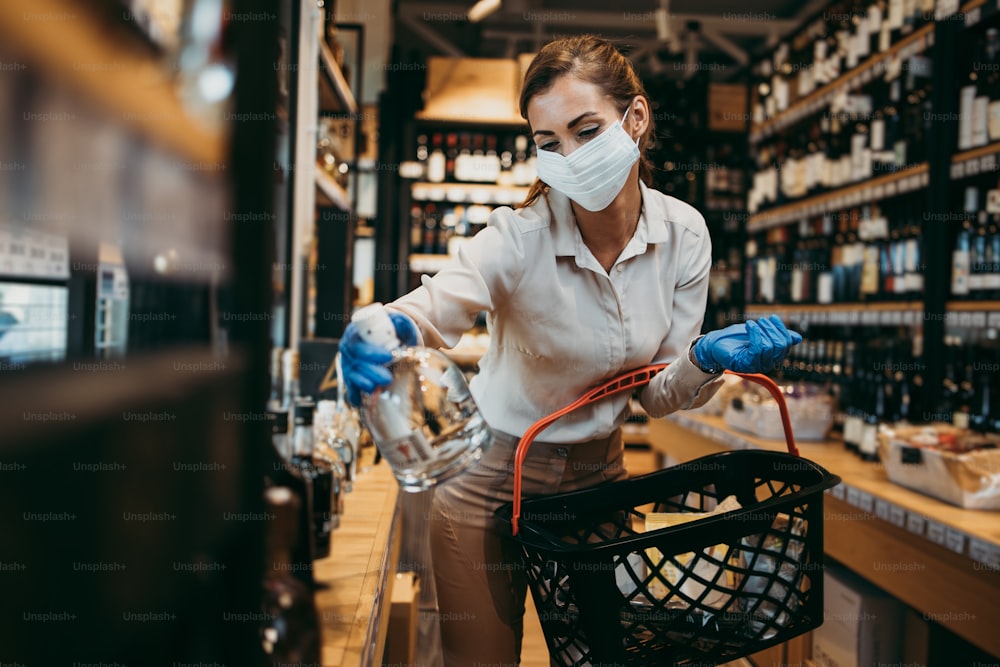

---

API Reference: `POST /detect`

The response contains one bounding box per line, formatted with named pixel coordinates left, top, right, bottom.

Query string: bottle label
left=988, top=101, right=1000, bottom=142
left=378, top=432, right=436, bottom=470
left=952, top=251, right=971, bottom=294
left=973, top=96, right=990, bottom=148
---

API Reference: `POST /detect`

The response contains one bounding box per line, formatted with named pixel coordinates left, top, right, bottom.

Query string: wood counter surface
left=649, top=413, right=1000, bottom=658
left=313, top=447, right=401, bottom=667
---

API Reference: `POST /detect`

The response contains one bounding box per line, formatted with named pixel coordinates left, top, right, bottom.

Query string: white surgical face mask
left=534, top=108, right=641, bottom=212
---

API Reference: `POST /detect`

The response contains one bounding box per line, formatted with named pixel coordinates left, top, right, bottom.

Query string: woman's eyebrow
left=532, top=111, right=598, bottom=137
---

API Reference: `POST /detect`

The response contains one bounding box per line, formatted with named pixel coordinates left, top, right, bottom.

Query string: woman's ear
left=628, top=96, right=650, bottom=142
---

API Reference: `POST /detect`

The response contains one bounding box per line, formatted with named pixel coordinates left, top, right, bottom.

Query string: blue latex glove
left=339, top=311, right=419, bottom=407
left=693, top=315, right=803, bottom=374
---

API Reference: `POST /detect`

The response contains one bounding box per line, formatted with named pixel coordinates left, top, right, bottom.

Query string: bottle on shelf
left=259, top=486, right=322, bottom=665
left=269, top=347, right=284, bottom=409
left=427, top=133, right=446, bottom=183
left=290, top=400, right=334, bottom=560
left=349, top=303, right=493, bottom=491
left=265, top=408, right=315, bottom=587
left=281, top=348, right=300, bottom=409
left=952, top=187, right=975, bottom=298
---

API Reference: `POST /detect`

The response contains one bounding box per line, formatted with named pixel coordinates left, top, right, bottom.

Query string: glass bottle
left=351, top=303, right=494, bottom=492
left=291, top=400, right=333, bottom=560
left=260, top=486, right=322, bottom=665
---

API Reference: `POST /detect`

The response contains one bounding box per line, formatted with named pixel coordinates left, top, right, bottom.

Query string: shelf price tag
left=969, top=538, right=1000, bottom=572
left=945, top=528, right=967, bottom=555
left=989, top=311, right=1000, bottom=328
left=967, top=159, right=981, bottom=176
left=926, top=520, right=947, bottom=546
left=889, top=505, right=906, bottom=528
left=936, top=0, right=959, bottom=19
left=846, top=487, right=861, bottom=508
left=952, top=162, right=964, bottom=180
left=831, top=483, right=846, bottom=500
left=874, top=499, right=891, bottom=522
left=857, top=491, right=874, bottom=515
left=906, top=512, right=926, bottom=536
left=874, top=184, right=885, bottom=199
left=886, top=180, right=898, bottom=195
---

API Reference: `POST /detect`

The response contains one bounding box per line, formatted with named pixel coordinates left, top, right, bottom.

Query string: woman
left=341, top=35, right=801, bottom=665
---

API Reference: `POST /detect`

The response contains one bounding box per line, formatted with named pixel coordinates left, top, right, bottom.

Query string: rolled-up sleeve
left=387, top=208, right=527, bottom=349
left=639, top=216, right=725, bottom=418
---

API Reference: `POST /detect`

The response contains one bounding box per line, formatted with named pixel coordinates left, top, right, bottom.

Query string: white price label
left=983, top=153, right=997, bottom=172
left=968, top=159, right=981, bottom=176
left=921, top=171, right=930, bottom=186
left=874, top=184, right=886, bottom=199
left=846, top=487, right=861, bottom=507
left=966, top=5, right=982, bottom=27
left=905, top=310, right=918, bottom=326
left=886, top=180, right=898, bottom=195
left=952, top=163, right=964, bottom=180
left=889, top=505, right=906, bottom=528
left=936, top=0, right=959, bottom=20
left=875, top=499, right=891, bottom=522
left=973, top=311, right=988, bottom=328
left=849, top=310, right=861, bottom=325
left=831, top=483, right=846, bottom=500
left=890, top=310, right=903, bottom=325
left=989, top=312, right=1000, bottom=328
left=945, top=529, right=966, bottom=555
left=926, top=521, right=947, bottom=546
left=907, top=513, right=926, bottom=535
left=858, top=492, right=874, bottom=515
left=969, top=538, right=1000, bottom=571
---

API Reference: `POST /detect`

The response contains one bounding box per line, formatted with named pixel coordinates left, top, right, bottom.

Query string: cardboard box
left=811, top=565, right=903, bottom=667
left=384, top=572, right=419, bottom=665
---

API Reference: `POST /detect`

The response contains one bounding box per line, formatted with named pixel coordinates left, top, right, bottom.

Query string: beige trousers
left=428, top=428, right=628, bottom=666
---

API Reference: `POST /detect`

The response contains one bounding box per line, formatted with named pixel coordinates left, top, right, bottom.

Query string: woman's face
left=525, top=75, right=645, bottom=157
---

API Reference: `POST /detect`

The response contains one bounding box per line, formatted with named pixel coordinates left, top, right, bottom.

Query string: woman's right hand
left=339, top=310, right=419, bottom=406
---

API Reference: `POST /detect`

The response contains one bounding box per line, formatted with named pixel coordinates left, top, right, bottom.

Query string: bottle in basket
left=351, top=303, right=493, bottom=491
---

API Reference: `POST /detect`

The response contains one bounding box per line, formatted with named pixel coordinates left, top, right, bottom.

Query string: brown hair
left=516, top=35, right=654, bottom=209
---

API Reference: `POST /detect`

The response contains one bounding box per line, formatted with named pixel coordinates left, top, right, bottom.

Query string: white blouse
left=389, top=180, right=725, bottom=443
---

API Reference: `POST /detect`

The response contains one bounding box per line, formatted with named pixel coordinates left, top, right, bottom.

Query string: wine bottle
left=952, top=188, right=975, bottom=297
left=260, top=487, right=322, bottom=665
left=265, top=409, right=315, bottom=588
left=427, top=133, right=446, bottom=183
left=291, top=400, right=334, bottom=560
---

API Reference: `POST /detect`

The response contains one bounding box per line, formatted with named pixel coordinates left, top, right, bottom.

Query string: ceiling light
left=468, top=0, right=501, bottom=23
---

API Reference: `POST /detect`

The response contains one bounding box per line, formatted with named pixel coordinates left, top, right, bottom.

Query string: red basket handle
left=510, top=364, right=798, bottom=535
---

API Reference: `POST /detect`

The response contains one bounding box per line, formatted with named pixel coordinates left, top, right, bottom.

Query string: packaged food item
left=739, top=512, right=808, bottom=639
left=640, top=495, right=744, bottom=609
left=878, top=424, right=1000, bottom=510
left=724, top=381, right=835, bottom=441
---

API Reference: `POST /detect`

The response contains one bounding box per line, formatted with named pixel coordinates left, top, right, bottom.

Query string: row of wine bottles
left=775, top=327, right=1000, bottom=457
left=411, top=130, right=537, bottom=186
left=744, top=201, right=925, bottom=305
left=749, top=46, right=933, bottom=213
left=258, top=347, right=363, bottom=664
left=408, top=201, right=494, bottom=256
left=753, top=0, right=936, bottom=123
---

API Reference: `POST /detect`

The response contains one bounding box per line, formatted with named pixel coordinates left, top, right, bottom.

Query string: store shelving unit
left=0, top=0, right=278, bottom=664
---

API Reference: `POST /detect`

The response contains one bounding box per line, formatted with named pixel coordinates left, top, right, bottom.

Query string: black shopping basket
left=495, top=364, right=841, bottom=667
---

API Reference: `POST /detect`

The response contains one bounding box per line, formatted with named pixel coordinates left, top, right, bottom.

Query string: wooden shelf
left=745, top=302, right=924, bottom=326
left=411, top=182, right=529, bottom=206
left=319, top=41, right=358, bottom=115
left=0, top=0, right=226, bottom=165
left=750, top=23, right=934, bottom=142
left=747, top=163, right=929, bottom=232
left=316, top=168, right=352, bottom=211
left=950, top=142, right=1000, bottom=179
left=947, top=300, right=1000, bottom=311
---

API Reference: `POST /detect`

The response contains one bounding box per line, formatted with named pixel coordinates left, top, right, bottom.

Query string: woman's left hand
left=693, top=314, right=803, bottom=374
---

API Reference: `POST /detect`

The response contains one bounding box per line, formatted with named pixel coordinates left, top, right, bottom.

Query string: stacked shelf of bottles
left=748, top=0, right=936, bottom=233
left=744, top=197, right=925, bottom=306
left=404, top=128, right=536, bottom=268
